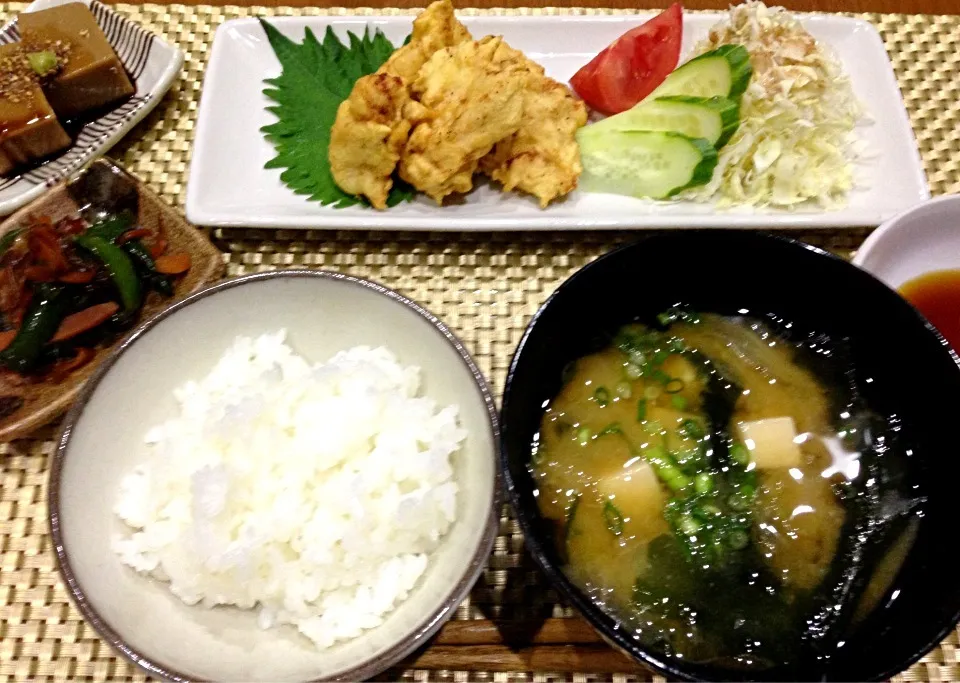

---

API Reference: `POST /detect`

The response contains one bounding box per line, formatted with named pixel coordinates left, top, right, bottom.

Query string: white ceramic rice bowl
left=49, top=270, right=500, bottom=682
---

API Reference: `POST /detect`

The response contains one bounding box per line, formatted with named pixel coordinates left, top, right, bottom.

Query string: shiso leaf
left=258, top=18, right=415, bottom=208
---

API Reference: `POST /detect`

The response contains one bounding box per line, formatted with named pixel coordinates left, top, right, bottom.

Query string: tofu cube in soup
left=596, top=456, right=666, bottom=540
left=736, top=416, right=803, bottom=469
left=19, top=3, right=134, bottom=119
left=0, top=43, right=70, bottom=175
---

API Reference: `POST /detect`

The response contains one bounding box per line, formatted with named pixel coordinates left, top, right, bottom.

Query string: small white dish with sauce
left=853, top=194, right=960, bottom=288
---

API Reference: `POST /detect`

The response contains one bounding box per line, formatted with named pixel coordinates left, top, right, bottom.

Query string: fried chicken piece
left=381, top=0, right=472, bottom=82
left=328, top=0, right=471, bottom=208
left=328, top=72, right=413, bottom=210
left=479, top=50, right=588, bottom=207
left=399, top=37, right=527, bottom=204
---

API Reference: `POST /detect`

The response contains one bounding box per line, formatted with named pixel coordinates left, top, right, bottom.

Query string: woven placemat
left=1, top=4, right=958, bottom=682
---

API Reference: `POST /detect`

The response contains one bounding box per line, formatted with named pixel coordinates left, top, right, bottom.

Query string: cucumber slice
left=651, top=44, right=753, bottom=100
left=656, top=96, right=740, bottom=147
left=580, top=95, right=740, bottom=148
left=578, top=130, right=718, bottom=199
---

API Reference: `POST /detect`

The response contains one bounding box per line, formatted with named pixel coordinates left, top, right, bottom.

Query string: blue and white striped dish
left=0, top=0, right=183, bottom=215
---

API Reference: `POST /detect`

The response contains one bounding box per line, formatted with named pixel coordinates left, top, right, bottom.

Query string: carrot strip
left=0, top=301, right=118, bottom=353
left=51, top=302, right=120, bottom=343
left=9, top=289, right=31, bottom=325
left=0, top=267, right=24, bottom=313
left=24, top=265, right=56, bottom=282
left=148, top=237, right=168, bottom=259
left=154, top=252, right=191, bottom=275
left=0, top=329, right=15, bottom=351
left=59, top=270, right=96, bottom=284
left=116, top=228, right=153, bottom=245
left=46, top=347, right=95, bottom=382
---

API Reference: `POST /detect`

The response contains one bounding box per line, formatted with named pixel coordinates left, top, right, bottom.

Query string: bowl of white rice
left=48, top=270, right=499, bottom=682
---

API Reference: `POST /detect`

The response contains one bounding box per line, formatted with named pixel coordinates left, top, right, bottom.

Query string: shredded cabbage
left=683, top=2, right=864, bottom=209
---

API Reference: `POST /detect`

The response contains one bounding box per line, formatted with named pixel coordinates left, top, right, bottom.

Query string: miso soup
left=530, top=311, right=918, bottom=670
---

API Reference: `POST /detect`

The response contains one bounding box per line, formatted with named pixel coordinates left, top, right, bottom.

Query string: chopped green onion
left=598, top=423, right=622, bottom=437
left=679, top=419, right=704, bottom=440
left=678, top=514, right=700, bottom=536
left=726, top=529, right=750, bottom=550
left=730, top=443, right=750, bottom=465
left=531, top=444, right=545, bottom=467
left=629, top=350, right=647, bottom=367
left=697, top=502, right=723, bottom=518
left=26, top=50, right=58, bottom=76
left=694, top=472, right=714, bottom=494
left=673, top=449, right=697, bottom=467
left=603, top=501, right=625, bottom=536
left=652, top=349, right=670, bottom=365
left=652, top=369, right=671, bottom=385
left=644, top=385, right=661, bottom=400
left=646, top=447, right=693, bottom=494
left=740, top=483, right=756, bottom=499
left=636, top=399, right=647, bottom=422
left=727, top=491, right=751, bottom=511
left=671, top=395, right=688, bottom=410
left=665, top=378, right=685, bottom=394
left=625, top=363, right=642, bottom=380
left=644, top=445, right=668, bottom=463
left=643, top=419, right=663, bottom=435
left=657, top=311, right=678, bottom=327
left=577, top=427, right=592, bottom=446
left=594, top=386, right=610, bottom=407
left=666, top=475, right=693, bottom=495
left=615, top=381, right=632, bottom=399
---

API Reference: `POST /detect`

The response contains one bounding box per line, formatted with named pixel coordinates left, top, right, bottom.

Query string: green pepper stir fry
left=0, top=212, right=190, bottom=374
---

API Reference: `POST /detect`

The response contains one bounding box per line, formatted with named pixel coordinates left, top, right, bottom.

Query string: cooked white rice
left=111, top=331, right=465, bottom=648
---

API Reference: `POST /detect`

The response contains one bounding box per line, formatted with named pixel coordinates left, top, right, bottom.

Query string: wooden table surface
left=122, top=0, right=960, bottom=14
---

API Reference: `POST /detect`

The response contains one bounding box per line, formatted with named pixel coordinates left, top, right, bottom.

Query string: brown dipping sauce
left=899, top=269, right=960, bottom=351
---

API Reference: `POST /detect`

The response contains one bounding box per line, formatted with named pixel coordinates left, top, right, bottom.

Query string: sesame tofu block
left=19, top=2, right=134, bottom=119
left=0, top=43, right=70, bottom=175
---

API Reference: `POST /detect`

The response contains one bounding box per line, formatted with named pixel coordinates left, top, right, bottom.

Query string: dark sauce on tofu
left=530, top=311, right=921, bottom=671
left=899, top=269, right=960, bottom=352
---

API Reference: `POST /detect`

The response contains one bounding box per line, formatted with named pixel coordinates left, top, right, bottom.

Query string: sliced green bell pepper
left=74, top=234, right=141, bottom=312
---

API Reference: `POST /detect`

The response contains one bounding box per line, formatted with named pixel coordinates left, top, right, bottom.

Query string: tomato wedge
left=570, top=3, right=683, bottom=116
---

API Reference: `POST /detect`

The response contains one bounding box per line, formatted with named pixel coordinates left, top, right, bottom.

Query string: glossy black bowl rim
left=499, top=230, right=960, bottom=682
left=49, top=269, right=502, bottom=683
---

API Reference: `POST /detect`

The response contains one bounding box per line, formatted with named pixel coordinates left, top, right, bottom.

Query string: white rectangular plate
left=187, top=12, right=928, bottom=230
left=0, top=0, right=184, bottom=216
